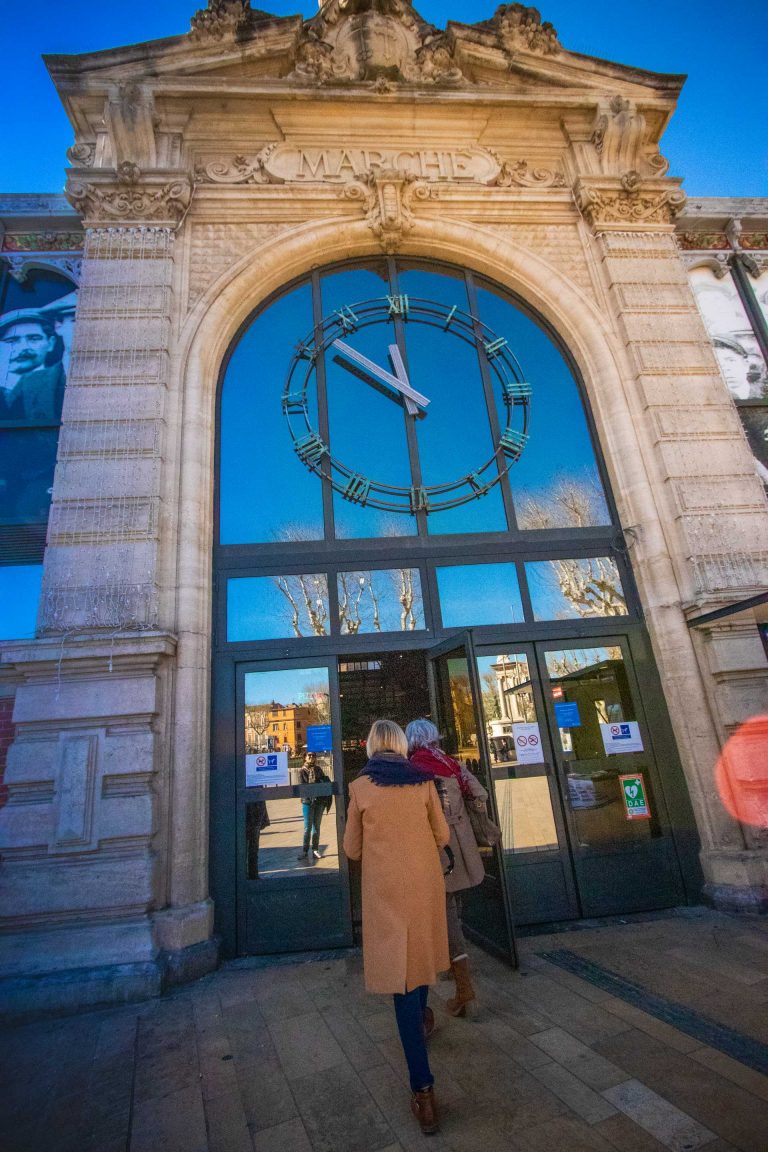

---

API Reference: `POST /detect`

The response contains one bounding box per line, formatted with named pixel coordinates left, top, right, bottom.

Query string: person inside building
left=297, top=751, right=331, bottom=861
left=343, top=719, right=450, bottom=1136
left=407, top=718, right=487, bottom=1018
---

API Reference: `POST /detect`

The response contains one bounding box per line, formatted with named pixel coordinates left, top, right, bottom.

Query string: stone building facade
left=0, top=0, right=766, bottom=1015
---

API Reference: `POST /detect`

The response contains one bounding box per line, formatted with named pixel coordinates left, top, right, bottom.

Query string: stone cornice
left=575, top=172, right=686, bottom=233
left=64, top=164, right=193, bottom=227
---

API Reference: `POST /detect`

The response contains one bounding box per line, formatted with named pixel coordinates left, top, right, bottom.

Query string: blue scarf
left=360, top=753, right=434, bottom=788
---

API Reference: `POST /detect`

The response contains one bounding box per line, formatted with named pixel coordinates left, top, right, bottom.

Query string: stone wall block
left=78, top=283, right=168, bottom=314
left=13, top=675, right=158, bottom=726
left=669, top=476, right=767, bottom=514
left=73, top=315, right=170, bottom=352
left=52, top=458, right=162, bottom=501
left=602, top=259, right=689, bottom=288
left=47, top=496, right=160, bottom=546
left=0, top=855, right=155, bottom=920
left=630, top=341, right=717, bottom=374
left=58, top=418, right=163, bottom=460
left=614, top=282, right=694, bottom=311
left=650, top=406, right=744, bottom=441
left=62, top=385, right=164, bottom=422
left=64, top=349, right=167, bottom=385
left=637, top=373, right=731, bottom=409
left=621, top=312, right=719, bottom=343
left=0, top=803, right=54, bottom=852
left=51, top=733, right=100, bottom=852
left=79, top=257, right=170, bottom=288
left=657, top=440, right=759, bottom=480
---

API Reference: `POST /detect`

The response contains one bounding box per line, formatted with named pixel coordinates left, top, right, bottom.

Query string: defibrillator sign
left=619, top=773, right=651, bottom=820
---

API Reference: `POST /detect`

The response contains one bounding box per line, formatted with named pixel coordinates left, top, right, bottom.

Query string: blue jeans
left=302, top=801, right=324, bottom=852
left=393, top=985, right=433, bottom=1092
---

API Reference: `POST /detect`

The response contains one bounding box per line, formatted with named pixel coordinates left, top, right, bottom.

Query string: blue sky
left=2, top=1, right=766, bottom=197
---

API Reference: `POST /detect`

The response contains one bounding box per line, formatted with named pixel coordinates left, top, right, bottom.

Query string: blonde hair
left=366, top=718, right=408, bottom=759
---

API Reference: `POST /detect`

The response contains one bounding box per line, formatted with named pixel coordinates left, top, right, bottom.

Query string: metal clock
left=283, top=295, right=531, bottom=514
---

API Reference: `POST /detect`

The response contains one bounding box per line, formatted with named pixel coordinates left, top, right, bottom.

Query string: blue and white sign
left=246, top=751, right=289, bottom=787
left=600, top=721, right=644, bottom=756
left=554, top=701, right=581, bottom=729
left=306, top=725, right=333, bottom=753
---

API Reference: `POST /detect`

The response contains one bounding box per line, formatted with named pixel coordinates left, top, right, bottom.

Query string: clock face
left=283, top=295, right=530, bottom=514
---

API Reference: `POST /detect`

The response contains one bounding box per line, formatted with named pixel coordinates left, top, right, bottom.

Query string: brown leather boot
left=411, top=1086, right=439, bottom=1135
left=446, top=955, right=476, bottom=1017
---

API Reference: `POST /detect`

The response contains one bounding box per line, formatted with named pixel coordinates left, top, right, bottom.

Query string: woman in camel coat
left=343, top=719, right=449, bottom=1135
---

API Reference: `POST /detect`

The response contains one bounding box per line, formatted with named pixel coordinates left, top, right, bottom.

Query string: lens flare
left=715, top=715, right=768, bottom=828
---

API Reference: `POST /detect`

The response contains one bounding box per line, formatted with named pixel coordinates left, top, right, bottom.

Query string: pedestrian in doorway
left=343, top=719, right=450, bottom=1136
left=407, top=719, right=487, bottom=1018
left=298, top=752, right=331, bottom=861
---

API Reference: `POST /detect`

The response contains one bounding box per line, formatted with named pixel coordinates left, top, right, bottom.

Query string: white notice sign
left=512, top=722, right=545, bottom=765
left=246, top=751, right=289, bottom=787
left=599, top=722, right=644, bottom=756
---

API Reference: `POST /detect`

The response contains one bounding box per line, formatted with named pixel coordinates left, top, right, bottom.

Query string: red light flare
left=715, top=715, right=768, bottom=829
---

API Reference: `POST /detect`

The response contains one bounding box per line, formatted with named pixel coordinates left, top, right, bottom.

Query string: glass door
left=235, top=660, right=353, bottom=954
left=427, top=633, right=518, bottom=967
left=473, top=646, right=579, bottom=924
left=534, top=637, right=688, bottom=917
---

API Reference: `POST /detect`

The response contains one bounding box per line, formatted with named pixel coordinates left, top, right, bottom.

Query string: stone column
left=0, top=169, right=213, bottom=1017
left=574, top=173, right=768, bottom=912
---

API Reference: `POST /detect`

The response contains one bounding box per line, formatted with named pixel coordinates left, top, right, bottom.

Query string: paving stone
left=203, top=1089, right=254, bottom=1152
left=688, top=1044, right=768, bottom=1104
left=292, top=1061, right=395, bottom=1152
left=471, top=1013, right=555, bottom=1070
left=594, top=1112, right=672, bottom=1151
left=236, top=1058, right=298, bottom=1133
left=509, top=1114, right=620, bottom=1151
left=529, top=1062, right=618, bottom=1124
left=600, top=999, right=703, bottom=1054
left=602, top=1079, right=717, bottom=1152
left=130, top=1082, right=208, bottom=1152
left=359, top=1061, right=458, bottom=1152
left=321, top=1004, right=390, bottom=1070
left=509, top=972, right=635, bottom=1046
left=133, top=999, right=200, bottom=1104
left=251, top=1117, right=313, bottom=1152
left=529, top=1026, right=630, bottom=1090
left=268, top=1009, right=347, bottom=1080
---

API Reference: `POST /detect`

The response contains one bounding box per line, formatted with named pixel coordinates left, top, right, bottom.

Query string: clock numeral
left=282, top=391, right=307, bottom=414
left=499, top=429, right=529, bottom=460
left=295, top=432, right=328, bottom=466
left=467, top=471, right=488, bottom=494
left=444, top=305, right=458, bottom=330
left=387, top=294, right=410, bottom=318
left=410, top=485, right=430, bottom=513
left=484, top=336, right=508, bottom=360
left=502, top=380, right=532, bottom=403
left=295, top=342, right=315, bottom=361
left=335, top=306, right=358, bottom=333
left=344, top=474, right=371, bottom=505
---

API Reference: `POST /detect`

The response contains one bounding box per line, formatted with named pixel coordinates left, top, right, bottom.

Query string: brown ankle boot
left=411, top=1086, right=439, bottom=1134
left=446, top=955, right=476, bottom=1017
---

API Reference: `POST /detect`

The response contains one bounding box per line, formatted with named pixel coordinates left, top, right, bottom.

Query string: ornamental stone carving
left=1, top=254, right=82, bottom=284
left=189, top=0, right=270, bottom=41
left=292, top=0, right=468, bottom=86
left=66, top=142, right=95, bottom=168
left=483, top=3, right=560, bottom=55
left=575, top=173, right=686, bottom=232
left=491, top=157, right=566, bottom=189
left=592, top=96, right=669, bottom=179
left=342, top=167, right=437, bottom=252
left=65, top=166, right=193, bottom=226
left=679, top=252, right=731, bottom=279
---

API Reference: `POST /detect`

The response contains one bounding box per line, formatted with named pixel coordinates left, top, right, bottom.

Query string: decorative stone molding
left=195, top=144, right=279, bottom=185
left=679, top=251, right=730, bottom=279
left=483, top=3, right=561, bottom=56
left=1, top=253, right=82, bottom=285
left=341, top=167, right=437, bottom=253
left=292, top=0, right=468, bottom=86
left=591, top=95, right=669, bottom=179
left=189, top=0, right=270, bottom=41
left=677, top=231, right=730, bottom=251
left=490, top=157, right=566, bottom=189
left=2, top=232, right=84, bottom=252
left=65, top=166, right=193, bottom=227
left=66, top=142, right=95, bottom=168
left=575, top=172, right=686, bottom=233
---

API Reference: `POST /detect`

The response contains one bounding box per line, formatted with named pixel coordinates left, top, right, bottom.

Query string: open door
left=427, top=632, right=518, bottom=968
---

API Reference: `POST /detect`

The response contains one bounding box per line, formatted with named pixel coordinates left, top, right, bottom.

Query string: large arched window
left=217, top=259, right=628, bottom=643
left=0, top=268, right=77, bottom=640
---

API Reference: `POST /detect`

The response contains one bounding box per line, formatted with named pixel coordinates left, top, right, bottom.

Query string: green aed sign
left=619, top=773, right=651, bottom=821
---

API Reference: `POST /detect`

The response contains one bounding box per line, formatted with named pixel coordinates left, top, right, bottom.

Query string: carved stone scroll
left=491, top=157, right=566, bottom=189
left=575, top=173, right=686, bottom=233
left=65, top=166, right=193, bottom=227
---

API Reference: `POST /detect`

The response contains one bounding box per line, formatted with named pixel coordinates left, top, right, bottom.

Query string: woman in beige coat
left=343, top=719, right=450, bottom=1136
left=407, top=719, right=488, bottom=1017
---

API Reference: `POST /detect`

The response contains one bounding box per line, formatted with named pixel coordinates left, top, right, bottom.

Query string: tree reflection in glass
left=337, top=568, right=425, bottom=634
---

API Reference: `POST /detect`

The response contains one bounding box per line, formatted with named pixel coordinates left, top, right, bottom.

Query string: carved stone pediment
left=292, top=0, right=467, bottom=86
left=65, top=165, right=193, bottom=227
left=341, top=166, right=437, bottom=252
left=479, top=4, right=561, bottom=56
left=591, top=95, right=669, bottom=179
left=575, top=172, right=686, bottom=232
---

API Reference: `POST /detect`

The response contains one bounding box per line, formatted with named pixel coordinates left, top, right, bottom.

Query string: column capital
left=575, top=172, right=686, bottom=235
left=65, top=163, right=193, bottom=229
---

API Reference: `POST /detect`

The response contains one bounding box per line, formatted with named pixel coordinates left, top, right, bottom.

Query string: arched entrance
left=207, top=254, right=702, bottom=959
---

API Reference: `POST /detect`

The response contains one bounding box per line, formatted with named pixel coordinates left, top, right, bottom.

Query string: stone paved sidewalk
left=2, top=908, right=768, bottom=1152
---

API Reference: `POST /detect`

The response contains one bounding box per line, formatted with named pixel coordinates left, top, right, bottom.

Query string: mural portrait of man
left=0, top=310, right=65, bottom=424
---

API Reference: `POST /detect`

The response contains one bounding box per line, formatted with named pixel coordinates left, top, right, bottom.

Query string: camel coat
left=343, top=774, right=450, bottom=994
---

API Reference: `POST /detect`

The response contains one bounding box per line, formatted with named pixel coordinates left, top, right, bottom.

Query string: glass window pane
left=220, top=282, right=324, bottom=544
left=244, top=668, right=338, bottom=878
left=476, top=653, right=558, bottom=853
left=526, top=557, right=627, bottom=620
left=0, top=430, right=58, bottom=523
left=337, top=568, right=425, bottom=634
left=476, top=285, right=611, bottom=528
left=545, top=646, right=659, bottom=846
left=397, top=269, right=507, bottom=536
left=0, top=564, right=42, bottom=640
left=228, top=574, right=329, bottom=641
left=1, top=273, right=75, bottom=426
left=436, top=563, right=524, bottom=627
left=321, top=267, right=417, bottom=540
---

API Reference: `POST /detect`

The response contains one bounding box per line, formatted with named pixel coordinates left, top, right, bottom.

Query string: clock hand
left=388, top=344, right=418, bottom=417
left=332, top=339, right=430, bottom=411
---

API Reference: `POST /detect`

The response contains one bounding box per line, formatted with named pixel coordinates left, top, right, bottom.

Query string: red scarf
left=409, top=746, right=473, bottom=799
